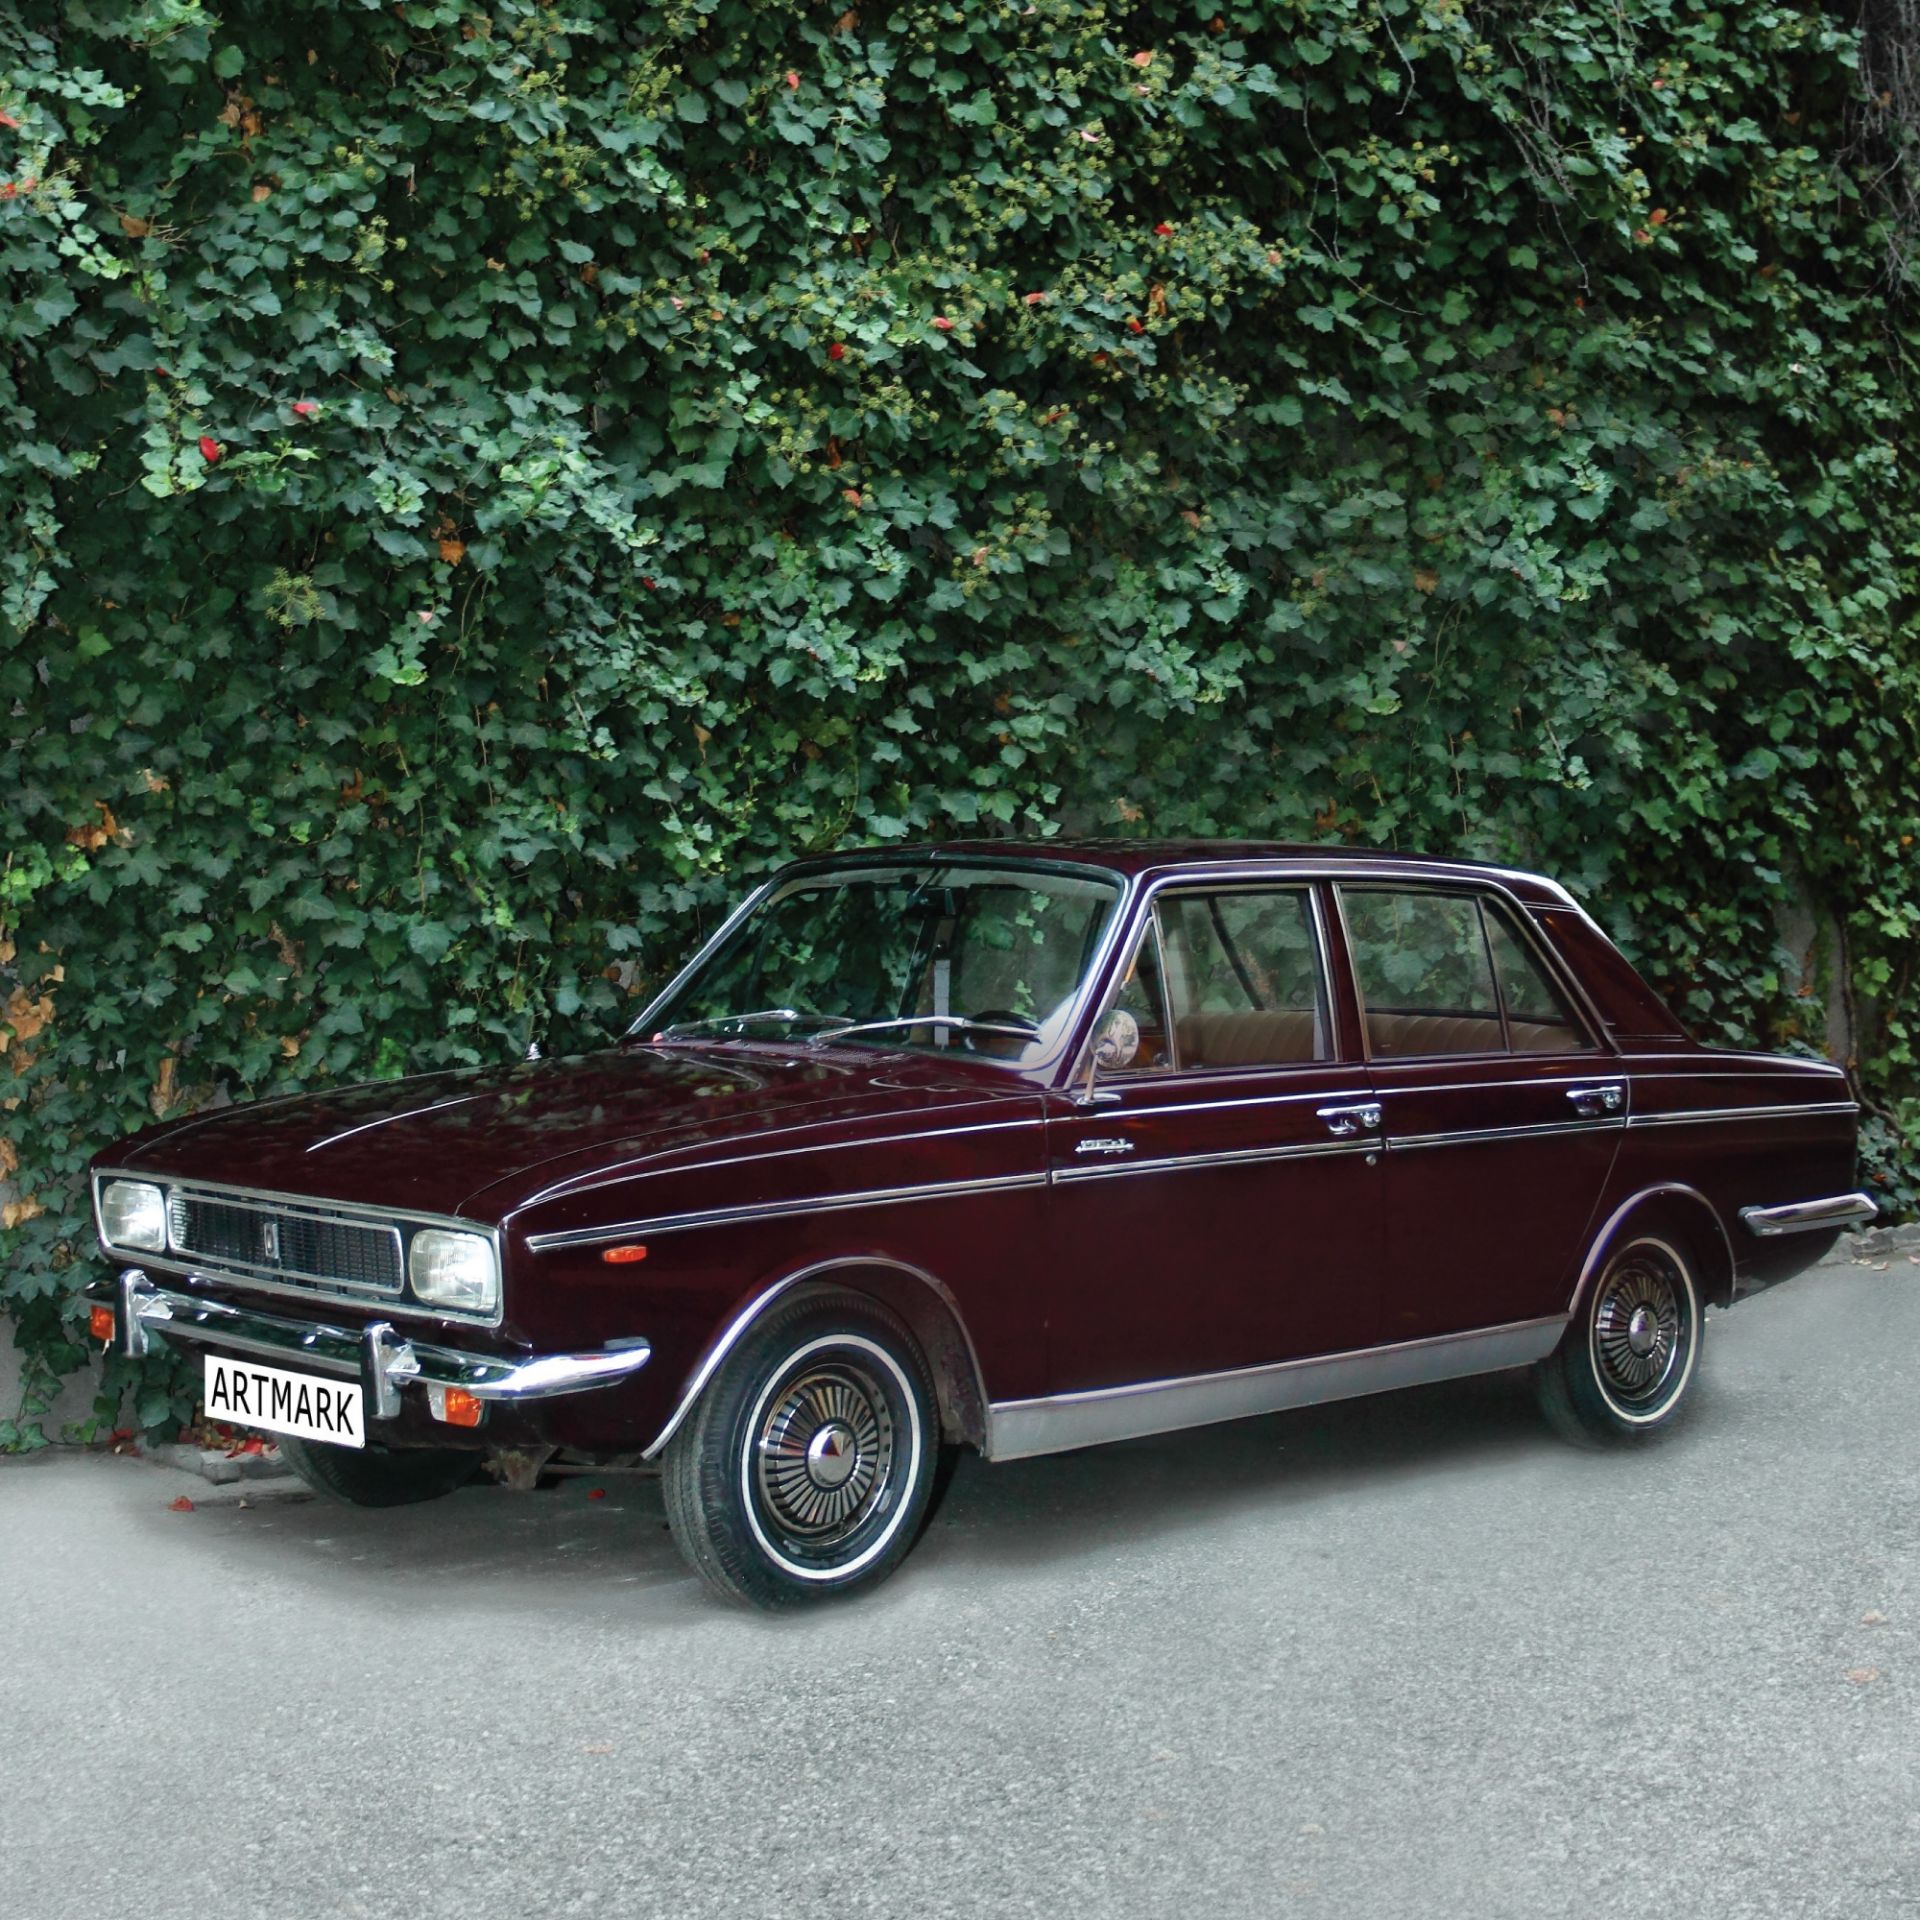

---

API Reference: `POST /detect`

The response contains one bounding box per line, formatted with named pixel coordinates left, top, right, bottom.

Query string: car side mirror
left=1075, top=1009, right=1138, bottom=1106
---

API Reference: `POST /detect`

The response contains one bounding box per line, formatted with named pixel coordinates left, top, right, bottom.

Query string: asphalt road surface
left=2, top=1254, right=1915, bottom=1920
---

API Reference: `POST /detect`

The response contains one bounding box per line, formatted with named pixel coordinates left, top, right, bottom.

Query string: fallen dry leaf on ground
left=1846, top=1667, right=1880, bottom=1685
left=168, top=1495, right=195, bottom=1513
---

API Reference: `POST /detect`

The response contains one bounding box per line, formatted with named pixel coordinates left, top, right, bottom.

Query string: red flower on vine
left=932, top=315, right=955, bottom=331
left=198, top=435, right=222, bottom=463
left=827, top=341, right=846, bottom=361
left=292, top=400, right=317, bottom=418
left=1153, top=221, right=1174, bottom=236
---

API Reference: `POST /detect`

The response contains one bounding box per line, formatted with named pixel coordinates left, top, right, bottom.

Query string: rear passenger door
left=1044, top=882, right=1386, bottom=1392
left=1333, top=884, right=1627, bottom=1342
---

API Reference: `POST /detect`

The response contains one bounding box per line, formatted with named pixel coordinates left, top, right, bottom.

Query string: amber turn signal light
left=427, top=1385, right=484, bottom=1428
left=89, top=1305, right=115, bottom=1344
left=601, top=1244, right=648, bottom=1265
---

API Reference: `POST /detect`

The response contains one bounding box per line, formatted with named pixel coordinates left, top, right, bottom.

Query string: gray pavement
left=2, top=1255, right=1916, bottom=1920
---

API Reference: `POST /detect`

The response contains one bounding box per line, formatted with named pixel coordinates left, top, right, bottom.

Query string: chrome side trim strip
left=1367, top=1071, right=1618, bottom=1098
left=93, top=1271, right=649, bottom=1403
left=986, top=1315, right=1570, bottom=1461
left=1625, top=1102, right=1859, bottom=1127
left=639, top=1254, right=993, bottom=1460
left=526, top=1171, right=1047, bottom=1252
left=1091, top=1084, right=1360, bottom=1118
left=1387, top=1116, right=1625, bottom=1152
left=1739, top=1193, right=1878, bottom=1237
left=1050, top=1136, right=1377, bottom=1185
left=516, top=1113, right=1049, bottom=1211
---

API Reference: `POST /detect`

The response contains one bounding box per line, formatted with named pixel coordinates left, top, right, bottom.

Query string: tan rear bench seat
left=1173, top=1008, right=1580, bottom=1067
left=1365, top=1011, right=1575, bottom=1056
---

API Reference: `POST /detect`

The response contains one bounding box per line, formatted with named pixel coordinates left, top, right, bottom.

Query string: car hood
left=108, top=1043, right=1036, bottom=1221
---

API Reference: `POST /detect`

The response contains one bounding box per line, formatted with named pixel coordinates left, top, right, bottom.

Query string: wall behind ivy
left=3, top=0, right=1916, bottom=1442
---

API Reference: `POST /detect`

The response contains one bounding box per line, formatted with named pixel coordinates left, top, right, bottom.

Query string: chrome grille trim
left=92, top=1169, right=505, bottom=1327
left=165, top=1188, right=405, bottom=1297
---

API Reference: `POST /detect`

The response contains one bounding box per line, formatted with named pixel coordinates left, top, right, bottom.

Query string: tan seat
left=1366, top=1011, right=1504, bottom=1056
left=1177, top=1009, right=1321, bottom=1068
left=1367, top=1011, right=1581, bottom=1056
left=1508, top=1017, right=1580, bottom=1053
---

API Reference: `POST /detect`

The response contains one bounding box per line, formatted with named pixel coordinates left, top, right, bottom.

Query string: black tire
left=1535, top=1231, right=1705, bottom=1447
left=279, top=1436, right=481, bottom=1508
left=662, top=1289, right=940, bottom=1610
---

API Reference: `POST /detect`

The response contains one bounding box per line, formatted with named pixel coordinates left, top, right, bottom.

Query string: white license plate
left=205, top=1355, right=365, bottom=1449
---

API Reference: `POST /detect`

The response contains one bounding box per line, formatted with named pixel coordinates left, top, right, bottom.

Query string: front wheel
left=662, top=1290, right=939, bottom=1609
left=1535, top=1233, right=1704, bottom=1446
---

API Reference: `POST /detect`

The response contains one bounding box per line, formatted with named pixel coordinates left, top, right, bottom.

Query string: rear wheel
left=662, top=1290, right=939, bottom=1609
left=1535, top=1233, right=1703, bottom=1446
left=278, top=1436, right=481, bottom=1508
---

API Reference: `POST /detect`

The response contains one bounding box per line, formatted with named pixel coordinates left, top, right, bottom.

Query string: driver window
left=1157, top=889, right=1331, bottom=1068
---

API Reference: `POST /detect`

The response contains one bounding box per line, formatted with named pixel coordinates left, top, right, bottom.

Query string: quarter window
left=1103, top=922, right=1176, bottom=1071
left=1484, top=904, right=1590, bottom=1053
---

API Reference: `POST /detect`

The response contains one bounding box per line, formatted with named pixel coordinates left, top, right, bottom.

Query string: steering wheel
left=958, top=1008, right=1041, bottom=1054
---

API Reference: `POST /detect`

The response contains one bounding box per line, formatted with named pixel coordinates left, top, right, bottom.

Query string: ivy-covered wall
left=3, top=0, right=1916, bottom=1444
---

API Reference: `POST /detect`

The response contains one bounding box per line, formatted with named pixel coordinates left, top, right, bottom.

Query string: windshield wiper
left=806, top=1015, right=1039, bottom=1047
left=655, top=1007, right=824, bottom=1040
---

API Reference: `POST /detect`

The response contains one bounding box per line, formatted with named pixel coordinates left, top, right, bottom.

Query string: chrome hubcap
left=754, top=1362, right=892, bottom=1543
left=805, top=1420, right=859, bottom=1490
left=1626, top=1305, right=1658, bottom=1357
left=1594, top=1252, right=1686, bottom=1404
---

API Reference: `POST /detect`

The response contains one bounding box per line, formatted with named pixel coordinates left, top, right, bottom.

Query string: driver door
left=1043, top=882, right=1386, bottom=1394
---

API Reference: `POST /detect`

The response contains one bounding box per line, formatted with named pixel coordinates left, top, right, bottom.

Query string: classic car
left=87, top=842, right=1874, bottom=1607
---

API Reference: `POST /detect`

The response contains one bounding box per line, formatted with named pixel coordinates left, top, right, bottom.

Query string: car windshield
left=642, top=863, right=1125, bottom=1065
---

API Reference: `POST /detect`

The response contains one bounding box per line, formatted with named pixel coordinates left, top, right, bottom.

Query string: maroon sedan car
left=88, top=843, right=1872, bottom=1607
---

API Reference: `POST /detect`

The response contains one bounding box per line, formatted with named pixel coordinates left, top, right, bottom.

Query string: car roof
left=780, top=839, right=1579, bottom=908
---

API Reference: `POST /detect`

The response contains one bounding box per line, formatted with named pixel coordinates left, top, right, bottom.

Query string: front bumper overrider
left=90, top=1268, right=651, bottom=1421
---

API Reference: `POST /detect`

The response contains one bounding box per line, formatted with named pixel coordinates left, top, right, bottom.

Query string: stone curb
left=140, top=1441, right=294, bottom=1485
left=1824, top=1220, right=1920, bottom=1265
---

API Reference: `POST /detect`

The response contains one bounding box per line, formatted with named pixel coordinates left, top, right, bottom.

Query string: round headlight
left=408, top=1228, right=498, bottom=1316
left=100, top=1180, right=167, bottom=1252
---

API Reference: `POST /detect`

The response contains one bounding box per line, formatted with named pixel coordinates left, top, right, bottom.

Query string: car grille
left=166, top=1190, right=405, bottom=1297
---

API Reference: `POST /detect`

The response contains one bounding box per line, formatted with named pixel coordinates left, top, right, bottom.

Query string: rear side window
left=1342, top=890, right=1501, bottom=1057
left=1341, top=887, right=1594, bottom=1059
left=1484, top=905, right=1588, bottom=1053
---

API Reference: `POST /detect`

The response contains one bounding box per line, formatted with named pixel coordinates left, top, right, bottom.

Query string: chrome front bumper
left=1738, top=1192, right=1879, bottom=1238
left=95, top=1269, right=650, bottom=1420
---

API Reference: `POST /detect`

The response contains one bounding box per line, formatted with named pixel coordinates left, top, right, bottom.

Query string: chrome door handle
left=1317, top=1103, right=1382, bottom=1138
left=1566, top=1083, right=1625, bottom=1117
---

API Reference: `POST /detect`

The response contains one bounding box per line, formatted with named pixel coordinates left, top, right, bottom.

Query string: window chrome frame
left=1058, top=858, right=1612, bottom=1092
left=1329, top=877, right=1615, bottom=1068
left=633, top=853, right=1136, bottom=1078
left=1090, top=878, right=1343, bottom=1084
